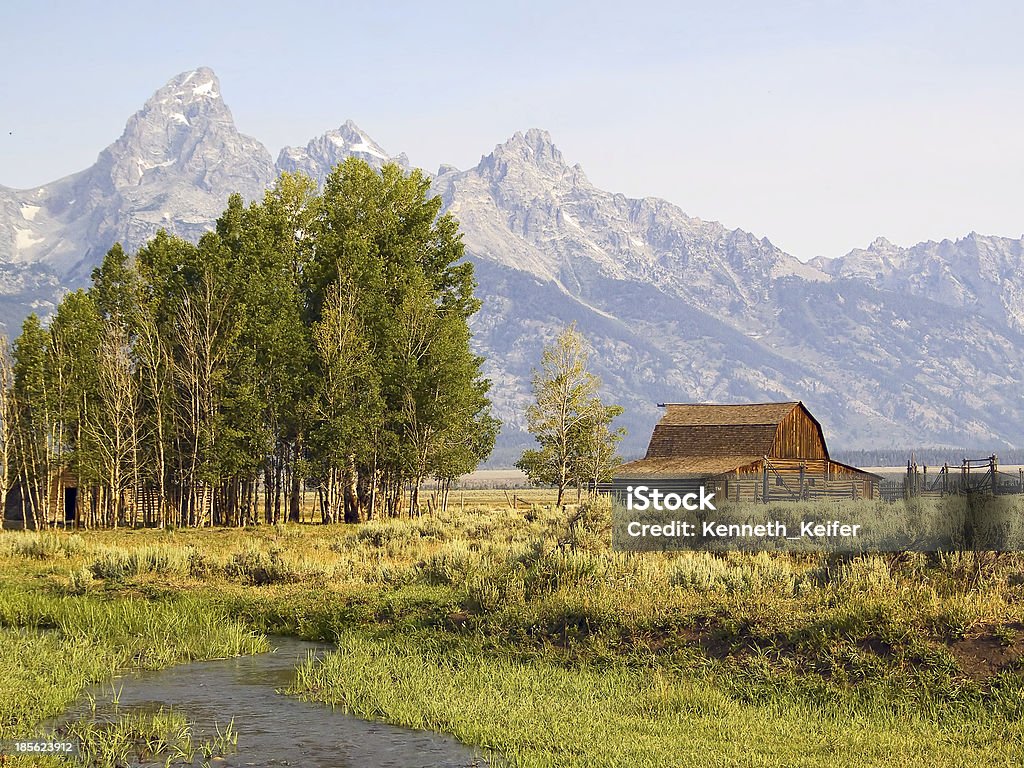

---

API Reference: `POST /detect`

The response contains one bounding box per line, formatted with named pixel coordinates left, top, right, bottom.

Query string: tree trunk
left=343, top=453, right=360, bottom=523
left=289, top=437, right=301, bottom=523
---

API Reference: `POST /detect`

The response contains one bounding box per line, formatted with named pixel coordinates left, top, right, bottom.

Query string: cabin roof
left=646, top=423, right=780, bottom=459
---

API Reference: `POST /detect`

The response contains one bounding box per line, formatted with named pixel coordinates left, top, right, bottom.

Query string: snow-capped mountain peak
left=97, top=67, right=248, bottom=189
left=157, top=67, right=222, bottom=103
left=0, top=67, right=275, bottom=276
left=276, top=120, right=408, bottom=183
left=328, top=120, right=389, bottom=160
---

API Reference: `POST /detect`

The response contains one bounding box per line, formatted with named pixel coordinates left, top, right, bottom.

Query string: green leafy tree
left=0, top=335, right=13, bottom=528
left=49, top=291, right=104, bottom=524
left=516, top=323, right=624, bottom=505
left=569, top=401, right=625, bottom=500
left=83, top=318, right=139, bottom=527
left=11, top=314, right=55, bottom=527
left=94, top=240, right=175, bottom=527
left=306, top=158, right=491, bottom=519
left=308, top=277, right=382, bottom=523
left=240, top=174, right=318, bottom=523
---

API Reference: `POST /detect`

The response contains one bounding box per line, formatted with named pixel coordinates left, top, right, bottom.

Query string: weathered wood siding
left=769, top=405, right=827, bottom=460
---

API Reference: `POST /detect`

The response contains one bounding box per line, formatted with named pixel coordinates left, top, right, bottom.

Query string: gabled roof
left=645, top=402, right=804, bottom=460
left=646, top=423, right=779, bottom=458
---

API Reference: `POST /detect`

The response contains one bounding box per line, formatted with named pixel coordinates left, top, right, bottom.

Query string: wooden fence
left=720, top=466, right=872, bottom=503
left=603, top=459, right=878, bottom=505
left=880, top=455, right=1024, bottom=502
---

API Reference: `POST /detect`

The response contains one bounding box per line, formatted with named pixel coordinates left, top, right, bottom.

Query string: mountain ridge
left=1, top=67, right=1021, bottom=457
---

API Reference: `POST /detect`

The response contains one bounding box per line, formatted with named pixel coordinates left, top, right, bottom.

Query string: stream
left=56, top=636, right=488, bottom=767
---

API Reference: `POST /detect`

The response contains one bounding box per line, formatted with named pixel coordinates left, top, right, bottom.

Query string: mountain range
left=2, top=67, right=1022, bottom=463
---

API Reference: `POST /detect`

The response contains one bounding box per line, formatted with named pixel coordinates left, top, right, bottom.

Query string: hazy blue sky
left=2, top=1, right=1022, bottom=260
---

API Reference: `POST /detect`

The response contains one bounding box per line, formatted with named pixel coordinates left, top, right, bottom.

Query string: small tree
left=570, top=402, right=625, bottom=500
left=516, top=323, right=624, bottom=505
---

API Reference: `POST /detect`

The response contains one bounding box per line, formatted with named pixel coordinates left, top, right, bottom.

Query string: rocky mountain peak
left=276, top=120, right=407, bottom=184
left=156, top=67, right=223, bottom=104
left=331, top=120, right=389, bottom=158
left=93, top=66, right=272, bottom=193
left=508, top=128, right=561, bottom=158
left=481, top=129, right=576, bottom=180
left=3, top=66, right=276, bottom=276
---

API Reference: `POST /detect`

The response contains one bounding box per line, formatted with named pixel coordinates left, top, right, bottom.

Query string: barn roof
left=657, top=402, right=801, bottom=427
left=616, top=401, right=820, bottom=479
left=614, top=455, right=764, bottom=479
left=646, top=423, right=779, bottom=458
left=644, top=402, right=809, bottom=460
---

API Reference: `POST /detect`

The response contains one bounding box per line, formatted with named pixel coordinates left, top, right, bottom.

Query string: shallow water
left=58, top=636, right=487, bottom=767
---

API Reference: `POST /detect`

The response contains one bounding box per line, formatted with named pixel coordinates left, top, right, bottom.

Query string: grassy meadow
left=1, top=492, right=1023, bottom=766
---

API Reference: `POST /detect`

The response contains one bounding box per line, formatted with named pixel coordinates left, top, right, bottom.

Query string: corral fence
left=601, top=458, right=877, bottom=505
left=718, top=471, right=871, bottom=503
left=880, top=455, right=1024, bottom=502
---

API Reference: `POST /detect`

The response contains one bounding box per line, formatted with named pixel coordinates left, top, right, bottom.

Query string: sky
left=2, top=0, right=1022, bottom=261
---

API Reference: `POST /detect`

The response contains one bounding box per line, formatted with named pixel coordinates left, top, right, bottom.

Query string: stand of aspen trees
left=0, top=160, right=498, bottom=529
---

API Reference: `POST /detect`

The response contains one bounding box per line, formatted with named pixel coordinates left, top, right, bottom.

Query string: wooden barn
left=614, top=402, right=881, bottom=501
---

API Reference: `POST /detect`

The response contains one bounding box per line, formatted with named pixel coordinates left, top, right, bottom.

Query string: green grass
left=291, top=631, right=1022, bottom=768
left=64, top=705, right=238, bottom=767
left=0, top=587, right=266, bottom=766
left=0, top=494, right=1023, bottom=766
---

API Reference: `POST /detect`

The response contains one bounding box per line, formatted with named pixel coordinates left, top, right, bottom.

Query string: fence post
left=762, top=464, right=769, bottom=504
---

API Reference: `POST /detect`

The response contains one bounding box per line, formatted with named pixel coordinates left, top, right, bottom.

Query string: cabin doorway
left=64, top=487, right=77, bottom=524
